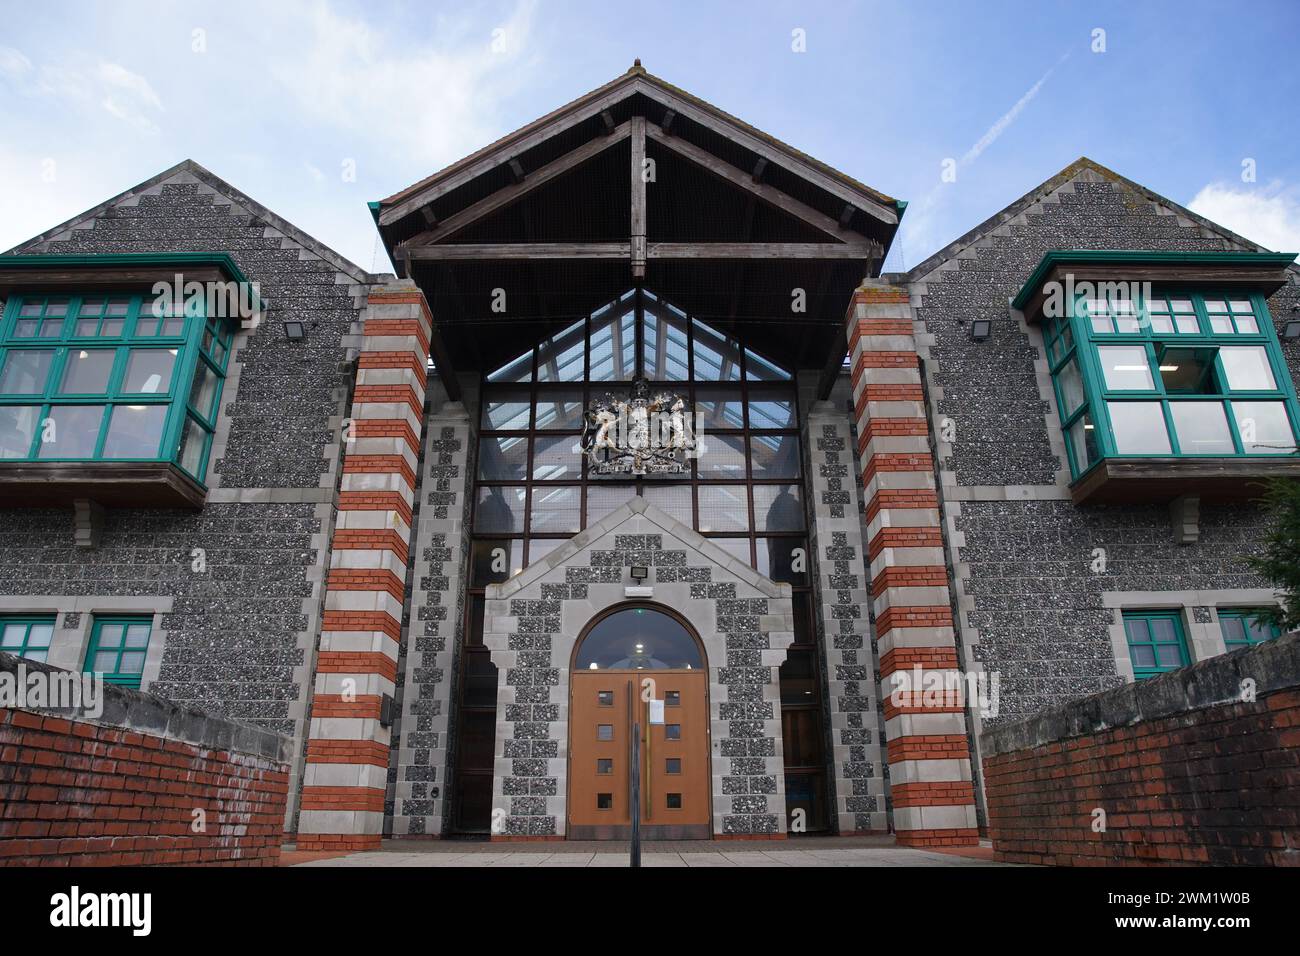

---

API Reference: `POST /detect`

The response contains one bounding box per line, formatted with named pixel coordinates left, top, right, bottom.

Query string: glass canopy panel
left=481, top=389, right=531, bottom=430
left=534, top=389, right=584, bottom=430
left=536, top=319, right=586, bottom=383
left=643, top=302, right=690, bottom=381
left=692, top=320, right=742, bottom=382
left=695, top=387, right=744, bottom=430
left=532, top=433, right=582, bottom=480
left=575, top=607, right=703, bottom=670
left=697, top=433, right=746, bottom=480
left=591, top=308, right=636, bottom=382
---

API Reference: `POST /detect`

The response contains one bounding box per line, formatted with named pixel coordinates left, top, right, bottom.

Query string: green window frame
left=0, top=615, right=56, bottom=662
left=1122, top=610, right=1191, bottom=678
left=0, top=292, right=232, bottom=483
left=1218, top=608, right=1282, bottom=649
left=83, top=614, right=153, bottom=688
left=1046, top=291, right=1300, bottom=480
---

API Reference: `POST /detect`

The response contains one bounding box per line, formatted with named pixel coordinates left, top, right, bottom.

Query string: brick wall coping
left=0, top=651, right=290, bottom=764
left=981, top=631, right=1300, bottom=758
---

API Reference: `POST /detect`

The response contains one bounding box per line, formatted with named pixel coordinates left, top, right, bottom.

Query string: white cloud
left=1188, top=182, right=1300, bottom=252
left=268, top=0, right=541, bottom=167
left=0, top=46, right=32, bottom=79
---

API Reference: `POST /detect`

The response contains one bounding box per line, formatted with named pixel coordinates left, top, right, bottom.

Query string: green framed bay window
left=83, top=615, right=153, bottom=688
left=1218, top=608, right=1283, bottom=649
left=0, top=292, right=231, bottom=482
left=1122, top=610, right=1191, bottom=678
left=1045, top=290, right=1300, bottom=481
left=1045, top=286, right=1300, bottom=476
left=0, top=615, right=56, bottom=662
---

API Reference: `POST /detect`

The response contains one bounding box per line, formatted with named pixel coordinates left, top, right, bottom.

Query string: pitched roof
left=7, top=159, right=379, bottom=284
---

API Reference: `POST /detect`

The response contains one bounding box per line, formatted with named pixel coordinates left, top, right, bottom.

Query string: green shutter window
left=1047, top=290, right=1300, bottom=480
left=0, top=293, right=232, bottom=483
left=84, top=615, right=153, bottom=688
left=1218, top=609, right=1282, bottom=649
left=1122, top=610, right=1191, bottom=678
left=0, top=615, right=56, bottom=662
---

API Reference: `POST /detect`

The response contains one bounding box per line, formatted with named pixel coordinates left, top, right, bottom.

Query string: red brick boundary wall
left=0, top=651, right=290, bottom=866
left=981, top=632, right=1300, bottom=866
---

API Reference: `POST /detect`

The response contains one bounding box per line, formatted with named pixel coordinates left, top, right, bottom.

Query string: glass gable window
left=1046, top=291, right=1300, bottom=480
left=0, top=293, right=233, bottom=483
left=473, top=287, right=804, bottom=580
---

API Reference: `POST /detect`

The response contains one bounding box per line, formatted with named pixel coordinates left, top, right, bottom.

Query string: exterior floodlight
left=629, top=565, right=649, bottom=581
left=970, top=318, right=992, bottom=342
left=283, top=320, right=305, bottom=340
left=1284, top=319, right=1300, bottom=339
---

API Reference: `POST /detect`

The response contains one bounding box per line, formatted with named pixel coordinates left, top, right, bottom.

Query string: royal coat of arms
left=582, top=377, right=696, bottom=476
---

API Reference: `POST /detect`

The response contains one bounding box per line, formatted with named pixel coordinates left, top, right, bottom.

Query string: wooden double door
left=568, top=670, right=710, bottom=839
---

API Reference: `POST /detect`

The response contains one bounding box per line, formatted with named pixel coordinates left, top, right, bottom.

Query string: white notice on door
left=648, top=700, right=665, bottom=725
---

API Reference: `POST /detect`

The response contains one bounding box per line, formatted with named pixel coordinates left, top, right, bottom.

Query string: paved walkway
left=287, top=837, right=1006, bottom=868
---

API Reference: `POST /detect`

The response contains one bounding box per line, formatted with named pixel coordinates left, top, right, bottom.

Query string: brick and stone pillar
left=846, top=282, right=978, bottom=848
left=297, top=280, right=431, bottom=851
left=806, top=402, right=887, bottom=835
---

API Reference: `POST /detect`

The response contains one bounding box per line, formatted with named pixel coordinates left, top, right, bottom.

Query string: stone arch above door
left=483, top=496, right=796, bottom=838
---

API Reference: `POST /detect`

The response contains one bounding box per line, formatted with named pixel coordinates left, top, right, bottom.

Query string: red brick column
left=846, top=282, right=979, bottom=847
left=297, top=281, right=431, bottom=851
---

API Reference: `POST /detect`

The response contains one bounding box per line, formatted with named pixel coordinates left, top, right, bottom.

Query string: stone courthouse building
left=1, top=64, right=1297, bottom=850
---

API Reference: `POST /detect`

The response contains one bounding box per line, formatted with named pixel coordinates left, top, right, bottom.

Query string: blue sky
left=1, top=0, right=1298, bottom=273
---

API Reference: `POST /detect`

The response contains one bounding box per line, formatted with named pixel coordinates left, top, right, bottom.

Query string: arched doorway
left=567, top=603, right=711, bottom=839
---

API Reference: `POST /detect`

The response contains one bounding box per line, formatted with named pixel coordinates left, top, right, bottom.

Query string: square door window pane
left=586, top=484, right=636, bottom=524
left=597, top=691, right=614, bottom=706
left=1219, top=346, right=1277, bottom=391
left=597, top=759, right=613, bottom=774
left=474, top=486, right=526, bottom=533
left=1106, top=402, right=1170, bottom=455
left=750, top=434, right=800, bottom=480
left=530, top=485, right=580, bottom=534
left=0, top=406, right=40, bottom=459
left=642, top=485, right=692, bottom=524
left=0, top=349, right=54, bottom=394
left=525, top=538, right=562, bottom=566
left=481, top=389, right=531, bottom=430
left=532, top=433, right=582, bottom=480
left=123, top=349, right=177, bottom=394
left=665, top=691, right=680, bottom=706
left=470, top=539, right=520, bottom=586
left=666, top=793, right=682, bottom=809
left=695, top=387, right=745, bottom=430
left=534, top=390, right=584, bottom=430
left=753, top=484, right=804, bottom=532
left=597, top=793, right=613, bottom=809
left=757, top=537, right=809, bottom=585
left=37, top=405, right=105, bottom=458
left=697, top=433, right=746, bottom=479
left=666, top=758, right=681, bottom=774
left=58, top=349, right=115, bottom=394
left=1169, top=402, right=1234, bottom=455
left=102, top=404, right=167, bottom=458
left=597, top=725, right=614, bottom=741
left=1098, top=346, right=1154, bottom=391
left=1232, top=402, right=1298, bottom=454
left=478, top=435, right=528, bottom=480
left=697, top=485, right=748, bottom=532
left=665, top=724, right=681, bottom=740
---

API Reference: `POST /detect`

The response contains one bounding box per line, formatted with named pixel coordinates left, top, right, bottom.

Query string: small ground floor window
left=84, top=615, right=152, bottom=688
left=1218, top=608, right=1282, bottom=649
left=0, top=615, right=55, bottom=662
left=1122, top=610, right=1190, bottom=678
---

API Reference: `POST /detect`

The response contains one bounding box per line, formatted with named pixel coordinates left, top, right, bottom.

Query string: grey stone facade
left=482, top=499, right=796, bottom=837
left=905, top=160, right=1300, bottom=737
left=805, top=398, right=887, bottom=834
left=389, top=394, right=474, bottom=835
left=1, top=161, right=381, bottom=827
